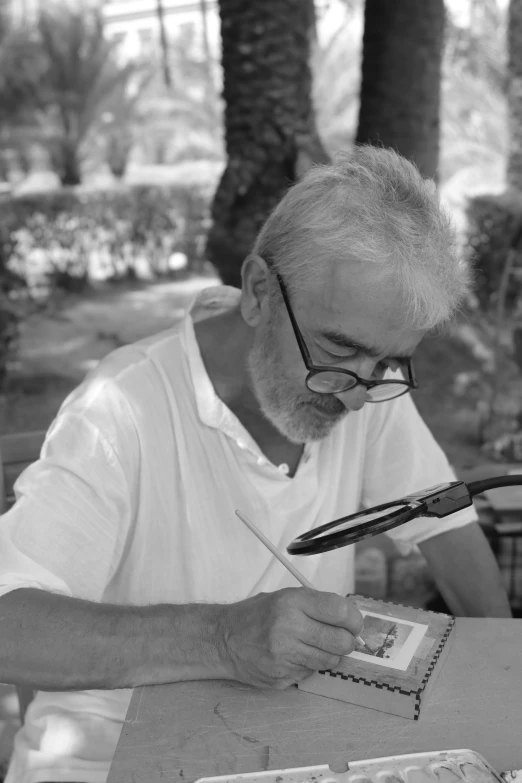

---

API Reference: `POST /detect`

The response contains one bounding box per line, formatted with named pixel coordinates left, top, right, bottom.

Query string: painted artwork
left=349, top=611, right=429, bottom=671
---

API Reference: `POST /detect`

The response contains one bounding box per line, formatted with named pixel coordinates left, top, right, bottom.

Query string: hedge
left=0, top=182, right=213, bottom=390
left=465, top=190, right=522, bottom=311
left=2, top=183, right=213, bottom=294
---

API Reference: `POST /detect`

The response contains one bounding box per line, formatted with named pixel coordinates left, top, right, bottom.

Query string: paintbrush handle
left=235, top=510, right=315, bottom=589
left=234, top=509, right=367, bottom=652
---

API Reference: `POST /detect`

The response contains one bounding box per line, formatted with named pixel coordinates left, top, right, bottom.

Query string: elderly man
left=0, top=146, right=510, bottom=783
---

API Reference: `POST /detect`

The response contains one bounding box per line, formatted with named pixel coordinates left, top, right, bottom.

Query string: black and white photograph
left=0, top=0, right=520, bottom=780
left=349, top=611, right=429, bottom=671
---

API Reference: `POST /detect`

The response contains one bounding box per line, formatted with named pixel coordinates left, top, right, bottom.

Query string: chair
left=0, top=429, right=46, bottom=722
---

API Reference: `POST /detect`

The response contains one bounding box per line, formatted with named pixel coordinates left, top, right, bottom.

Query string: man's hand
left=218, top=587, right=364, bottom=690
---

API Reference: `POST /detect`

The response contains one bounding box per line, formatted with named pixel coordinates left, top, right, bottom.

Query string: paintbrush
left=235, top=509, right=372, bottom=656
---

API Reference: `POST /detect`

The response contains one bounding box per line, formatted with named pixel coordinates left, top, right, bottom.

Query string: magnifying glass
left=286, top=474, right=522, bottom=556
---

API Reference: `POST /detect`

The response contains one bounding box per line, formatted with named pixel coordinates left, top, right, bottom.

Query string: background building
left=102, top=0, right=220, bottom=62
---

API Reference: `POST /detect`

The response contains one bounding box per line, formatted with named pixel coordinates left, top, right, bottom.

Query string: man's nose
left=335, top=384, right=368, bottom=412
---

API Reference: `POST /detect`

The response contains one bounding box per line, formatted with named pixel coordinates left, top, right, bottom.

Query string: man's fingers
left=271, top=665, right=316, bottom=689
left=297, top=589, right=364, bottom=637
left=294, top=643, right=344, bottom=673
left=300, top=617, right=358, bottom=657
left=221, top=588, right=364, bottom=693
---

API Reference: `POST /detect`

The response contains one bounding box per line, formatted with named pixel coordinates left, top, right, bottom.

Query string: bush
left=483, top=432, right=522, bottom=462
left=0, top=182, right=213, bottom=388
left=465, top=190, right=522, bottom=311
left=0, top=214, right=26, bottom=392
left=4, top=183, right=213, bottom=296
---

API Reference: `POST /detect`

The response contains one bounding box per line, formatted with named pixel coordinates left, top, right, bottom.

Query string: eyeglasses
left=275, top=272, right=418, bottom=402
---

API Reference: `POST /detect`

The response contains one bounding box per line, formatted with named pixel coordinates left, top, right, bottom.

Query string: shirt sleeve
left=0, top=375, right=139, bottom=603
left=361, top=392, right=478, bottom=554
left=190, top=285, right=241, bottom=322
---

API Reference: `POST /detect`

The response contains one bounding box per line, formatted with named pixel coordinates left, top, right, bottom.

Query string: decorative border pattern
left=315, top=602, right=456, bottom=702
left=418, top=617, right=455, bottom=695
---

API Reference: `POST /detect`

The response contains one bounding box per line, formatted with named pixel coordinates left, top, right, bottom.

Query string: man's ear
left=240, top=255, right=270, bottom=327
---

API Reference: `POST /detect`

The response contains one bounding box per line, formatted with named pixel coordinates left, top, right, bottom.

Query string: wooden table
left=107, top=619, right=522, bottom=783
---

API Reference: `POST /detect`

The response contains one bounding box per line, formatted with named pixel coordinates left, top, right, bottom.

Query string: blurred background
left=0, top=0, right=522, bottom=773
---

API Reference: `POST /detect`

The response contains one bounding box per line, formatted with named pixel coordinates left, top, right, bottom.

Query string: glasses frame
left=275, top=272, right=418, bottom=402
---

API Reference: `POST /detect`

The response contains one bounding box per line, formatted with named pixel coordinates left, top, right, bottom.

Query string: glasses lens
left=307, top=371, right=357, bottom=394
left=308, top=373, right=410, bottom=400
left=366, top=383, right=410, bottom=402
left=313, top=505, right=411, bottom=538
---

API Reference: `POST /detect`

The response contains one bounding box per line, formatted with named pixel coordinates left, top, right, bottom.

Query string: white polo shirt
left=0, top=286, right=476, bottom=783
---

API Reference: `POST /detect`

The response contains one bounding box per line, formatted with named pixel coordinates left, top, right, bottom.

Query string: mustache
left=303, top=395, right=347, bottom=415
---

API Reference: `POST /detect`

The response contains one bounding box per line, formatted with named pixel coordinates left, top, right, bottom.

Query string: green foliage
left=445, top=1, right=506, bottom=94
left=0, top=211, right=27, bottom=392
left=0, top=180, right=211, bottom=388
left=441, top=61, right=507, bottom=184
left=465, top=191, right=522, bottom=310
left=0, top=7, right=43, bottom=128
left=35, top=2, right=142, bottom=185
left=134, top=28, right=223, bottom=166
left=312, top=9, right=360, bottom=153
left=483, top=431, right=522, bottom=462
left=105, top=128, right=134, bottom=180
left=441, top=2, right=507, bottom=187
left=4, top=184, right=211, bottom=294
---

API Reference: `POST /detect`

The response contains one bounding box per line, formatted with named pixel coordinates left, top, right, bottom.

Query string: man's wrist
left=130, top=601, right=234, bottom=687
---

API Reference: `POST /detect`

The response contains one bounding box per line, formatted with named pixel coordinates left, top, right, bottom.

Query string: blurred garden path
left=18, top=276, right=217, bottom=380
left=2, top=276, right=218, bottom=435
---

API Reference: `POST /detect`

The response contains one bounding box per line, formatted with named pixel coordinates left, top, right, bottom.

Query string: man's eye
left=326, top=346, right=358, bottom=360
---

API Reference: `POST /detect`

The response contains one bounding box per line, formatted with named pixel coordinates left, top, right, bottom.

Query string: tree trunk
left=199, top=0, right=218, bottom=123
left=207, top=0, right=328, bottom=288
left=156, top=0, right=172, bottom=88
left=51, top=137, right=82, bottom=186
left=355, top=0, right=445, bottom=180
left=507, top=0, right=522, bottom=190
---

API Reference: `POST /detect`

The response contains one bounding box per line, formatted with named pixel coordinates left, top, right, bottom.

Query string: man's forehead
left=296, top=267, right=423, bottom=358
left=298, top=262, right=386, bottom=318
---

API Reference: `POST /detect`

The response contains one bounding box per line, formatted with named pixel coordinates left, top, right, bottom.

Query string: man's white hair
left=252, top=145, right=472, bottom=330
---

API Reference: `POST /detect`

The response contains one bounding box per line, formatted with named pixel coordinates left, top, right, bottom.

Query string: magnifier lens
left=313, top=504, right=410, bottom=536
left=287, top=501, right=421, bottom=555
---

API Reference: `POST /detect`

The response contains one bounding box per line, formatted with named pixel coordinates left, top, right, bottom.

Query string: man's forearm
left=0, top=588, right=230, bottom=690
left=418, top=522, right=512, bottom=617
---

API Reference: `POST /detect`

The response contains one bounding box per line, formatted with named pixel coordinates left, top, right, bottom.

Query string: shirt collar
left=183, top=284, right=317, bottom=468
left=183, top=285, right=263, bottom=453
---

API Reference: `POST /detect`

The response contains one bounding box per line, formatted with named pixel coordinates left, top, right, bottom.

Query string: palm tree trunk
left=207, top=0, right=328, bottom=287
left=199, top=0, right=218, bottom=121
left=156, top=0, right=171, bottom=88
left=507, top=0, right=522, bottom=190
left=356, top=0, right=445, bottom=180
left=50, top=134, right=82, bottom=186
